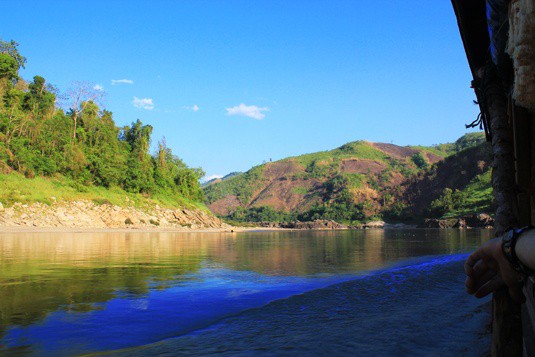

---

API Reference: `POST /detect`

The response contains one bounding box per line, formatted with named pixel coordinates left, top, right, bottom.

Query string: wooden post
left=512, top=103, right=532, bottom=226
left=484, top=69, right=523, bottom=356
left=511, top=97, right=535, bottom=356
left=488, top=91, right=518, bottom=235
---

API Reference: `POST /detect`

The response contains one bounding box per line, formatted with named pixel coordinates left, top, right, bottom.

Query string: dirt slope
left=204, top=140, right=449, bottom=217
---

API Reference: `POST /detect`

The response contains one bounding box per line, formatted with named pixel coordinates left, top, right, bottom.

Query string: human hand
left=464, top=237, right=524, bottom=303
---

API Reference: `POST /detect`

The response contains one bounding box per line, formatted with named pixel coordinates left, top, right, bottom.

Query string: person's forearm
left=515, top=229, right=535, bottom=271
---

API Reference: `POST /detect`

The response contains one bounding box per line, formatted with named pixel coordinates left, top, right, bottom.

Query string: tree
left=0, top=39, right=26, bottom=104
left=0, top=54, right=19, bottom=82
left=429, top=188, right=466, bottom=216
left=65, top=81, right=104, bottom=140
left=23, top=76, right=56, bottom=119
left=122, top=120, right=154, bottom=193
left=0, top=39, right=26, bottom=69
left=411, top=152, right=429, bottom=169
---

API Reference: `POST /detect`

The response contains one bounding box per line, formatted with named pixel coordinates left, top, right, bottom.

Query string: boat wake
left=109, top=254, right=491, bottom=356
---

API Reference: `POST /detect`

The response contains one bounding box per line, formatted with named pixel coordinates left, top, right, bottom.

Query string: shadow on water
left=0, top=229, right=492, bottom=355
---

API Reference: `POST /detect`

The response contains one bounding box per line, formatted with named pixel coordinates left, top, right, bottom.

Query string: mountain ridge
left=203, top=133, right=492, bottom=224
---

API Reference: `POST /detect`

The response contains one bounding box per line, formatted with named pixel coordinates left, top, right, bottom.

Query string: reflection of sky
left=0, top=230, right=492, bottom=355
left=112, top=254, right=490, bottom=356
left=3, top=268, right=354, bottom=356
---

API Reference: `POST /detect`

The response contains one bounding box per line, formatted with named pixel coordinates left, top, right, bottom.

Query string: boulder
left=419, top=214, right=494, bottom=229
left=453, top=218, right=467, bottom=229
left=278, top=220, right=348, bottom=230
left=364, top=221, right=385, bottom=229
left=420, top=218, right=459, bottom=228
left=463, top=213, right=494, bottom=228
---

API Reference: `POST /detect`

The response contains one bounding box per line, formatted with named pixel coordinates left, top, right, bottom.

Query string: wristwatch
left=502, top=226, right=534, bottom=277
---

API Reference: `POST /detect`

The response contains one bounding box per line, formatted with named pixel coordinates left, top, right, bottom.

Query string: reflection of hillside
left=210, top=231, right=377, bottom=276
left=0, top=230, right=491, bottom=344
left=0, top=233, right=211, bottom=338
left=363, top=230, right=385, bottom=265
left=209, top=230, right=489, bottom=276
left=219, top=231, right=386, bottom=275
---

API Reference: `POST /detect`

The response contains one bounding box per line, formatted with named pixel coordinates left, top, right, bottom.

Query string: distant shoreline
left=0, top=226, right=282, bottom=234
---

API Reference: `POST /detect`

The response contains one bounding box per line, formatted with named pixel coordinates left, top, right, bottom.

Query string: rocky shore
left=0, top=200, right=228, bottom=229
left=258, top=220, right=349, bottom=230
left=256, top=215, right=494, bottom=230
left=0, top=201, right=495, bottom=232
left=257, top=220, right=414, bottom=230
left=417, top=213, right=494, bottom=229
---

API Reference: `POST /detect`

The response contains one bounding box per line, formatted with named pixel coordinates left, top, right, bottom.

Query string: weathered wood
left=512, top=103, right=532, bottom=226
left=488, top=87, right=518, bottom=235
left=484, top=68, right=523, bottom=356
left=523, top=277, right=535, bottom=355
left=531, top=108, right=535, bottom=225
left=512, top=96, right=535, bottom=357
left=492, top=290, right=522, bottom=356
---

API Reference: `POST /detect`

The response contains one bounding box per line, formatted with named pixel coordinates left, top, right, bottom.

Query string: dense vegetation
left=204, top=133, right=493, bottom=224
left=0, top=40, right=204, bottom=208
left=404, top=139, right=494, bottom=219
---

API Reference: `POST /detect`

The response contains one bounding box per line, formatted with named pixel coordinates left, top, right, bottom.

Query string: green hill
left=0, top=39, right=205, bottom=212
left=204, top=133, right=492, bottom=224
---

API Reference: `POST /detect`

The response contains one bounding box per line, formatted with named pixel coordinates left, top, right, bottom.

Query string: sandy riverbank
left=0, top=225, right=284, bottom=234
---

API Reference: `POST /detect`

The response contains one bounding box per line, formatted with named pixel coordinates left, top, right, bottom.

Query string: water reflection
left=0, top=229, right=491, bottom=353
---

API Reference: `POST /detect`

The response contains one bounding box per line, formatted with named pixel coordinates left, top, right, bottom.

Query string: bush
left=411, top=152, right=429, bottom=169
left=429, top=188, right=466, bottom=217
left=92, top=198, right=113, bottom=206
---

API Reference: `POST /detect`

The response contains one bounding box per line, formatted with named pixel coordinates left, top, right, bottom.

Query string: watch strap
left=502, top=226, right=534, bottom=277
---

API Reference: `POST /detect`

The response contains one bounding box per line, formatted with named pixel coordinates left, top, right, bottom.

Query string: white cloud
left=111, top=79, right=134, bottom=85
left=93, top=84, right=104, bottom=91
left=226, top=103, right=269, bottom=120
left=184, top=104, right=199, bottom=112
left=201, top=174, right=223, bottom=183
left=132, top=97, right=154, bottom=110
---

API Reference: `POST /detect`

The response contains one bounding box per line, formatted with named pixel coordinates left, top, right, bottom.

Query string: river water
left=0, top=229, right=493, bottom=356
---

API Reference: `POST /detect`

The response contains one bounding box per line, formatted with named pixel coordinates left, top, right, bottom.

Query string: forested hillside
left=204, top=133, right=492, bottom=224
left=0, top=40, right=204, bottom=209
left=402, top=140, right=493, bottom=218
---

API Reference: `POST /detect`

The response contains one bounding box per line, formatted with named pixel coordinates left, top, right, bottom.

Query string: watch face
left=502, top=230, right=515, bottom=260
left=504, top=229, right=515, bottom=243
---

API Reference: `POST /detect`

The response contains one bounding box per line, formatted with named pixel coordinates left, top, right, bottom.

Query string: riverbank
left=0, top=200, right=228, bottom=230
left=0, top=200, right=495, bottom=232
left=0, top=226, right=279, bottom=233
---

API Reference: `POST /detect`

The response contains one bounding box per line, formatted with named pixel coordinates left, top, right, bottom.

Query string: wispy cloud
left=132, top=97, right=154, bottom=110
left=93, top=84, right=104, bottom=91
left=184, top=104, right=200, bottom=112
left=111, top=79, right=134, bottom=85
left=201, top=174, right=223, bottom=183
left=226, top=103, right=269, bottom=120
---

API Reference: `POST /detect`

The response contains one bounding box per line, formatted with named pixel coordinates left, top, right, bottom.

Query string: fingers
left=464, top=251, right=481, bottom=276
left=474, top=275, right=505, bottom=298
left=466, top=269, right=497, bottom=294
left=465, top=238, right=526, bottom=301
left=472, top=259, right=489, bottom=279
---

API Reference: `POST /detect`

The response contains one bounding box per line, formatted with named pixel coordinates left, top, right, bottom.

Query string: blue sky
left=1, top=1, right=479, bottom=181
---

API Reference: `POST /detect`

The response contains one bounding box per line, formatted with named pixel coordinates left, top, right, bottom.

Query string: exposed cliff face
left=0, top=200, right=227, bottom=229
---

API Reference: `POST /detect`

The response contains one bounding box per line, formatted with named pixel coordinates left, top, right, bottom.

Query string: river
left=0, top=229, right=493, bottom=356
